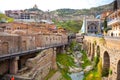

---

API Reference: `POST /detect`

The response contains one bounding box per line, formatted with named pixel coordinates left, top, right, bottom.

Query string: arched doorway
left=88, top=43, right=91, bottom=56
left=117, top=60, right=120, bottom=80
left=96, top=46, right=100, bottom=57
left=2, top=42, right=9, bottom=54
left=111, top=32, right=113, bottom=36
left=102, top=51, right=110, bottom=77
left=87, top=42, right=89, bottom=54
left=91, top=43, right=95, bottom=61
left=22, top=41, right=27, bottom=51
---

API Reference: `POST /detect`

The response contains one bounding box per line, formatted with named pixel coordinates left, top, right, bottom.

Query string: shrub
left=81, top=50, right=91, bottom=69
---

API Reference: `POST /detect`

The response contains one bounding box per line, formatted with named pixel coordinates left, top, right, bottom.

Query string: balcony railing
left=108, top=17, right=120, bottom=26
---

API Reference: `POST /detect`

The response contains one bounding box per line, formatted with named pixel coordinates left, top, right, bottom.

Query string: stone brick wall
left=24, top=48, right=57, bottom=80
left=83, top=36, right=120, bottom=80
left=0, top=32, right=68, bottom=56
left=0, top=35, right=21, bottom=55
left=21, top=35, right=36, bottom=51
left=0, top=60, right=9, bottom=75
left=0, top=31, right=68, bottom=77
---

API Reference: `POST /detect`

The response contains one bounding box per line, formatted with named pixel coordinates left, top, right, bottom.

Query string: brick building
left=5, top=5, right=43, bottom=22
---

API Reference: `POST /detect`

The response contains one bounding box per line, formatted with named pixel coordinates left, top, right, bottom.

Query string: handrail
left=0, top=43, right=68, bottom=61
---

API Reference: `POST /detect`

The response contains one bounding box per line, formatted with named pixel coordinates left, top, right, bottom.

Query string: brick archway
left=88, top=43, right=91, bottom=56
left=91, top=43, right=95, bottom=61
left=117, top=60, right=120, bottom=80
left=22, top=41, right=27, bottom=51
left=102, top=51, right=110, bottom=77
left=96, top=46, right=100, bottom=57
left=2, top=42, right=9, bottom=54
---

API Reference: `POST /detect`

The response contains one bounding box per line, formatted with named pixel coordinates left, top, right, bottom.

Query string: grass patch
left=60, top=69, right=71, bottom=80
left=83, top=58, right=102, bottom=80
left=81, top=50, right=91, bottom=69
left=56, top=41, right=82, bottom=80
left=69, top=40, right=77, bottom=51
left=109, top=69, right=112, bottom=75
left=57, top=54, right=75, bottom=68
left=69, top=40, right=81, bottom=52
left=99, top=37, right=106, bottom=45
left=57, top=53, right=76, bottom=80
left=94, top=56, right=99, bottom=68
left=44, top=69, right=57, bottom=80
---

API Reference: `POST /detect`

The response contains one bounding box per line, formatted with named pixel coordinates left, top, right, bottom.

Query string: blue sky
left=0, top=0, right=114, bottom=13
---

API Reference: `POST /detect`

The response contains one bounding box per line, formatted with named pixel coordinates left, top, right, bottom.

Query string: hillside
left=54, top=20, right=83, bottom=33
left=51, top=0, right=120, bottom=33
left=50, top=0, right=120, bottom=18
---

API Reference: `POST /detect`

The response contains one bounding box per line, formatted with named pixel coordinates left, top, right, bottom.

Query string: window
left=17, top=27, right=20, bottom=29
left=91, top=27, right=93, bottom=29
left=46, top=37, right=48, bottom=41
left=59, top=37, right=61, bottom=40
left=95, top=27, right=96, bottom=29
left=88, top=26, right=89, bottom=29
left=111, top=33, right=113, bottom=36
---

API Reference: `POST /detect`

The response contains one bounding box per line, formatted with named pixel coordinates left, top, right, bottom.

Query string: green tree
left=103, top=18, right=107, bottom=33
left=0, top=13, right=14, bottom=22
left=53, top=20, right=82, bottom=33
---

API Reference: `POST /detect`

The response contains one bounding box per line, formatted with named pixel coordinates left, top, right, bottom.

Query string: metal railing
left=104, top=36, right=120, bottom=39
left=0, top=43, right=68, bottom=61
left=108, top=17, right=120, bottom=25
left=84, top=34, right=120, bottom=40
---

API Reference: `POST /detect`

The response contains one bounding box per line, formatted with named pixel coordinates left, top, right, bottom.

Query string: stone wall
left=0, top=31, right=68, bottom=57
left=83, top=36, right=120, bottom=80
left=0, top=60, right=9, bottom=75
left=23, top=48, right=57, bottom=80
left=0, top=35, right=21, bottom=55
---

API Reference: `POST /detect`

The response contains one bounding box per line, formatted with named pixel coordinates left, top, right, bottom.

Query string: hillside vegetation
left=54, top=20, right=82, bottom=33
left=50, top=0, right=120, bottom=17
left=0, top=13, right=14, bottom=22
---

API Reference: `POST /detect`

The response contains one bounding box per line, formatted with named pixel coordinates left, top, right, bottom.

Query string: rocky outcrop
left=83, top=66, right=93, bottom=73
left=10, top=48, right=57, bottom=80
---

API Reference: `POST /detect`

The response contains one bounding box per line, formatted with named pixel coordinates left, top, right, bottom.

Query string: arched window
left=117, top=60, right=120, bottom=80
left=95, top=26, right=96, bottom=29
left=46, top=37, right=48, bottom=41
left=22, top=41, right=27, bottom=51
left=91, top=26, right=93, bottom=29
left=102, top=51, right=110, bottom=77
left=88, top=26, right=89, bottom=29
left=111, top=32, right=113, bottom=36
left=2, top=42, right=9, bottom=54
